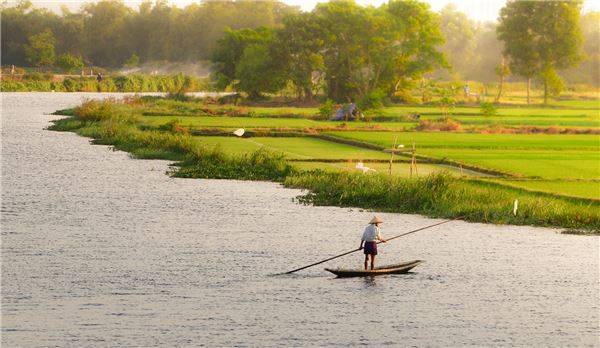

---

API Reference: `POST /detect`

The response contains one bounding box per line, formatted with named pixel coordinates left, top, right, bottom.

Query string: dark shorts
left=363, top=241, right=377, bottom=255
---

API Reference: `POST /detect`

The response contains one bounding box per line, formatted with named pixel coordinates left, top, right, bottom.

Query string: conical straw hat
left=369, top=216, right=383, bottom=224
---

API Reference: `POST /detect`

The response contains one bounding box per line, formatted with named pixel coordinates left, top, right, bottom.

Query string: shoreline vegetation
left=48, top=96, right=600, bottom=233
left=0, top=73, right=209, bottom=93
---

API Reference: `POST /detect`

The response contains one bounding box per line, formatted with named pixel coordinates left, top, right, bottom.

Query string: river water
left=1, top=93, right=598, bottom=347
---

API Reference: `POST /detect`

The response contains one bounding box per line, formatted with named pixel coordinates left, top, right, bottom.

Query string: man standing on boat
left=360, top=216, right=386, bottom=270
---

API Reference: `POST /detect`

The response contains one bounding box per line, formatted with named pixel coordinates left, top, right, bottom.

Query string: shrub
left=480, top=102, right=497, bottom=117
left=318, top=99, right=335, bottom=120
left=358, top=89, right=386, bottom=111
left=22, top=72, right=48, bottom=81
left=56, top=53, right=84, bottom=73
left=158, top=119, right=189, bottom=134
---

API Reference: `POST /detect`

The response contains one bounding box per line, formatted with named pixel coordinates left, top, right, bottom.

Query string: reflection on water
left=363, top=276, right=378, bottom=288
left=1, top=93, right=599, bottom=346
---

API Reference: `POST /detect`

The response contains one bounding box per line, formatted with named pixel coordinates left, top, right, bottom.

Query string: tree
left=497, top=1, right=584, bottom=104
left=469, top=22, right=503, bottom=83
left=236, top=43, right=286, bottom=99
left=384, top=0, right=446, bottom=96
left=494, top=57, right=510, bottom=102
left=125, top=53, right=140, bottom=68
left=24, top=29, right=56, bottom=69
left=309, top=0, right=445, bottom=102
left=272, top=13, right=324, bottom=101
left=539, top=66, right=565, bottom=99
left=211, top=27, right=274, bottom=90
left=56, top=53, right=84, bottom=73
left=437, top=4, right=476, bottom=80
left=564, top=11, right=600, bottom=86
left=81, top=0, right=134, bottom=67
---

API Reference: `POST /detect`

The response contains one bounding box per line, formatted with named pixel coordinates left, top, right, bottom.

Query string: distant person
left=360, top=216, right=387, bottom=270
left=96, top=72, right=103, bottom=83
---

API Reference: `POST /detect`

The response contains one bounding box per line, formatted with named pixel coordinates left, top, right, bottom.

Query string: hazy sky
left=13, top=0, right=600, bottom=23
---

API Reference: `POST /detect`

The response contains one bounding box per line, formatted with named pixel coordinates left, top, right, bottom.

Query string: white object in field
left=233, top=128, right=245, bottom=137
left=355, top=162, right=375, bottom=173
left=513, top=199, right=519, bottom=216
left=398, top=144, right=404, bottom=148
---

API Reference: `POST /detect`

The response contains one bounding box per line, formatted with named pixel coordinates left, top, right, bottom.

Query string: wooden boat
left=325, top=260, right=424, bottom=277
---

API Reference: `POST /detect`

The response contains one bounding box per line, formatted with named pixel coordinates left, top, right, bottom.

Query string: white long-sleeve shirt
left=361, top=224, right=382, bottom=242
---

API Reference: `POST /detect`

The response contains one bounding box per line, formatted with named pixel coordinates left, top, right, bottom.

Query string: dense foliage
left=497, top=1, right=584, bottom=104
left=212, top=0, right=446, bottom=102
left=2, top=0, right=597, bottom=97
left=1, top=0, right=298, bottom=67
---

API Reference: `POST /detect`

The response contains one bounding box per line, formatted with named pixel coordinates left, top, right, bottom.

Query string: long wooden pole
left=282, top=216, right=462, bottom=274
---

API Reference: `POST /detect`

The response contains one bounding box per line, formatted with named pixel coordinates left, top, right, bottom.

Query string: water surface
left=1, top=93, right=598, bottom=346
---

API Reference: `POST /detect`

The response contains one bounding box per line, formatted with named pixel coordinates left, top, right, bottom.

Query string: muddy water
left=1, top=93, right=598, bottom=346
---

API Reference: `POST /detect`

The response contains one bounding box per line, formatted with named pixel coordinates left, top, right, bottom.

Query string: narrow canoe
left=325, top=260, right=424, bottom=277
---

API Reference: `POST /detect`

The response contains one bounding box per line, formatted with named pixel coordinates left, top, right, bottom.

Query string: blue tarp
left=331, top=103, right=357, bottom=121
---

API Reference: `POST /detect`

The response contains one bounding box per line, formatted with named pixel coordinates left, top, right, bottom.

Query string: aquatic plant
left=284, top=170, right=600, bottom=231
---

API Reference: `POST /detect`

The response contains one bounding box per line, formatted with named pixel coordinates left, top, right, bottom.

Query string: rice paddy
left=50, top=96, right=600, bottom=229
left=78, top=96, right=600, bottom=201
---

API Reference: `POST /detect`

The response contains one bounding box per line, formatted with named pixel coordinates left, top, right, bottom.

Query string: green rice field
left=193, top=136, right=391, bottom=160
left=140, top=102, right=599, bottom=130
left=326, top=131, right=599, bottom=150
left=417, top=149, right=599, bottom=179
left=51, top=96, right=600, bottom=230
left=73, top=96, right=600, bottom=200
left=493, top=180, right=600, bottom=200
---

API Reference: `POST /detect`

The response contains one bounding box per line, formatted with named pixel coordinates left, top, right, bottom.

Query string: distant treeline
left=0, top=73, right=208, bottom=92
left=1, top=0, right=297, bottom=67
left=1, top=0, right=598, bottom=89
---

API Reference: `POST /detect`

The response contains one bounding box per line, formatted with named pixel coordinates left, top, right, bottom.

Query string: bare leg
left=370, top=254, right=376, bottom=270
left=364, top=255, right=369, bottom=270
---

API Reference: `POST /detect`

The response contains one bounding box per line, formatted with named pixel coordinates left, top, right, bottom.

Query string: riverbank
left=48, top=97, right=599, bottom=232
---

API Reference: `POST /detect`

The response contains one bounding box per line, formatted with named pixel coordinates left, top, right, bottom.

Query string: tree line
left=2, top=0, right=598, bottom=103
left=1, top=0, right=298, bottom=68
left=213, top=0, right=591, bottom=104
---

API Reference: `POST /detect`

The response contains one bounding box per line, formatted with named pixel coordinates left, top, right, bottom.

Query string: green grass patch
left=326, top=131, right=600, bottom=150
left=192, top=136, right=391, bottom=160
left=417, top=148, right=600, bottom=180
left=142, top=115, right=414, bottom=131
left=490, top=180, right=599, bottom=200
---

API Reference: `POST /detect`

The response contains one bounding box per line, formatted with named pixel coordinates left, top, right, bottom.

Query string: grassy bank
left=49, top=98, right=600, bottom=232
left=1, top=73, right=208, bottom=92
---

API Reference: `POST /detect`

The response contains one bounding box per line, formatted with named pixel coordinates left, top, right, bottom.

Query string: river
left=1, top=92, right=598, bottom=346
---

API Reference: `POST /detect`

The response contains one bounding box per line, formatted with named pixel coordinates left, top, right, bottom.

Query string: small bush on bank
left=480, top=102, right=497, bottom=117
left=318, top=99, right=335, bottom=120
left=176, top=147, right=295, bottom=181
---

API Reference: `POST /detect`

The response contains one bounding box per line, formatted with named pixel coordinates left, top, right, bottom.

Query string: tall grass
left=1, top=74, right=208, bottom=92
left=285, top=170, right=600, bottom=231
left=175, top=147, right=295, bottom=181
left=51, top=99, right=295, bottom=181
